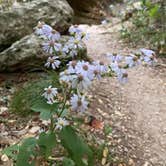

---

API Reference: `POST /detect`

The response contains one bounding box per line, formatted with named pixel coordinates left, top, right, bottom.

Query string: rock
left=128, top=158, right=135, bottom=166
left=0, top=34, right=87, bottom=72
left=1, top=154, right=9, bottom=162
left=0, top=0, right=73, bottom=51
left=67, top=0, right=107, bottom=24
left=29, top=126, right=40, bottom=134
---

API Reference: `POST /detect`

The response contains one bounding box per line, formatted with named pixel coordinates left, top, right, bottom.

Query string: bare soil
left=80, top=23, right=166, bottom=166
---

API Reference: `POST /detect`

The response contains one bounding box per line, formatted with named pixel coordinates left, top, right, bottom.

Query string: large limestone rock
left=0, top=34, right=87, bottom=72
left=66, top=0, right=119, bottom=24
left=0, top=0, right=74, bottom=51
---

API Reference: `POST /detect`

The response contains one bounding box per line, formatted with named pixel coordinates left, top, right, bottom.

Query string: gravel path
left=80, top=24, right=166, bottom=166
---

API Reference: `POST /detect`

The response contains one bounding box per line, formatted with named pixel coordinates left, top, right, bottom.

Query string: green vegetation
left=10, top=72, right=60, bottom=115
left=120, top=0, right=165, bottom=55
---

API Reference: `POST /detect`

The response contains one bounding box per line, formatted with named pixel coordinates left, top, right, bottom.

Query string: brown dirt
left=80, top=23, right=166, bottom=166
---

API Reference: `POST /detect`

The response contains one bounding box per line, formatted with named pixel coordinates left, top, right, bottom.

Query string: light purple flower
left=48, top=30, right=61, bottom=41
left=67, top=60, right=77, bottom=74
left=69, top=49, right=78, bottom=57
left=107, top=53, right=123, bottom=62
left=42, top=40, right=62, bottom=54
left=35, top=22, right=52, bottom=36
left=75, top=61, right=94, bottom=80
left=45, top=56, right=61, bottom=69
left=125, top=55, right=140, bottom=67
left=110, top=62, right=120, bottom=74
left=92, top=61, right=108, bottom=74
left=56, top=118, right=69, bottom=130
left=117, top=69, right=128, bottom=84
left=62, top=44, right=70, bottom=54
left=42, top=85, right=57, bottom=104
left=140, top=48, right=155, bottom=57
left=143, top=55, right=157, bottom=65
left=68, top=37, right=82, bottom=49
left=91, top=65, right=102, bottom=80
left=69, top=25, right=82, bottom=35
left=140, top=48, right=157, bottom=65
left=70, top=94, right=88, bottom=112
left=60, top=70, right=75, bottom=84
left=72, top=74, right=91, bottom=91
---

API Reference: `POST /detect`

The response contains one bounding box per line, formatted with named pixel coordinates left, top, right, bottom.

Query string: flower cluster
left=37, top=22, right=157, bottom=130
left=60, top=60, right=108, bottom=91
left=108, top=48, right=157, bottom=83
left=35, top=22, right=89, bottom=71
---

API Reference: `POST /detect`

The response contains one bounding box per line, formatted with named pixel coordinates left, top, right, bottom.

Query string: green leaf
left=16, top=138, right=37, bottom=166
left=37, top=132, right=56, bottom=158
left=104, top=125, right=112, bottom=135
left=63, top=157, right=75, bottom=166
left=56, top=108, right=69, bottom=117
left=149, top=5, right=159, bottom=18
left=31, top=98, right=59, bottom=120
left=59, top=126, right=94, bottom=166
left=2, top=144, right=19, bottom=161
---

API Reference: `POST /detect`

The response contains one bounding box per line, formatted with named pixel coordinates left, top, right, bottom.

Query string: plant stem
left=50, top=114, right=54, bottom=132
left=58, top=86, right=72, bottom=117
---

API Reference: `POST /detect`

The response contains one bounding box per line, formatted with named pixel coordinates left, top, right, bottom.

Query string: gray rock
left=0, top=0, right=74, bottom=51
left=0, top=34, right=87, bottom=72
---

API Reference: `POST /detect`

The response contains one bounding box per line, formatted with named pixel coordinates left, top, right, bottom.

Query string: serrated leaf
left=63, top=157, right=75, bottom=166
left=149, top=5, right=159, bottom=18
left=31, top=98, right=59, bottom=120
left=16, top=138, right=37, bottom=166
left=59, top=126, right=94, bottom=166
left=2, top=144, right=19, bottom=161
left=37, top=132, right=56, bottom=158
left=104, top=125, right=112, bottom=135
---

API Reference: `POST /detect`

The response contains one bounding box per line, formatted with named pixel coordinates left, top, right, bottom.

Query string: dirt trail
left=80, top=24, right=166, bottom=165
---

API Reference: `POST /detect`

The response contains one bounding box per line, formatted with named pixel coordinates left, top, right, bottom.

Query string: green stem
left=58, top=89, right=67, bottom=117
left=58, top=86, right=72, bottom=117
left=50, top=115, right=54, bottom=132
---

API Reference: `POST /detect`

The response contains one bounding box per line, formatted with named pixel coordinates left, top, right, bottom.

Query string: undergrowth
left=120, top=0, right=166, bottom=56
left=10, top=72, right=60, bottom=115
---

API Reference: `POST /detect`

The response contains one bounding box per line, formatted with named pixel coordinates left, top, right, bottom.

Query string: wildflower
left=75, top=61, right=94, bottom=80
left=92, top=66, right=102, bottom=80
left=60, top=70, right=76, bottom=84
left=107, top=53, right=123, bottom=63
left=69, top=49, right=78, bottom=57
left=68, top=37, right=83, bottom=49
left=69, top=25, right=82, bottom=35
left=72, top=74, right=91, bottom=91
left=93, top=61, right=108, bottom=74
left=35, top=22, right=52, bottom=36
left=56, top=118, right=69, bottom=130
left=125, top=55, right=140, bottom=67
left=70, top=94, right=88, bottom=112
left=62, top=44, right=70, bottom=54
left=45, top=56, right=61, bottom=69
left=110, top=62, right=120, bottom=74
left=67, top=60, right=78, bottom=74
left=42, top=85, right=57, bottom=104
left=140, top=48, right=156, bottom=65
left=140, top=48, right=155, bottom=57
left=42, top=40, right=62, bottom=54
left=117, top=69, right=128, bottom=84
left=143, top=54, right=157, bottom=65
left=48, top=29, right=61, bottom=41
